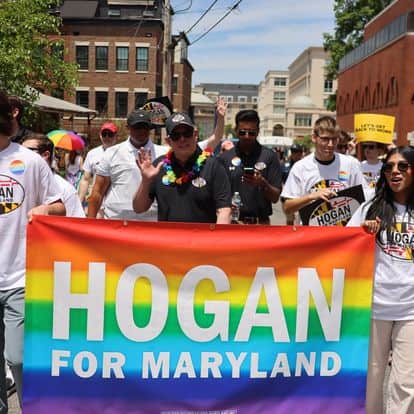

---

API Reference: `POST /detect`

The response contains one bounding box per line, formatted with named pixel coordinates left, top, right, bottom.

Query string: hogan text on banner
left=24, top=216, right=375, bottom=414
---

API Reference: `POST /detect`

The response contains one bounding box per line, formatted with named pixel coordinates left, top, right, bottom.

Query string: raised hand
left=216, top=97, right=228, bottom=117
left=136, top=149, right=163, bottom=181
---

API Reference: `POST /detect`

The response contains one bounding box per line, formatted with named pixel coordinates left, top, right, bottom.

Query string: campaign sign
left=299, top=185, right=365, bottom=226
left=24, top=217, right=374, bottom=413
left=354, top=113, right=395, bottom=144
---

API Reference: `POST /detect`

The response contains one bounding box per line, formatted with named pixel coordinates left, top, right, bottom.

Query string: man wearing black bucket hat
left=88, top=109, right=167, bottom=220
left=133, top=112, right=232, bottom=224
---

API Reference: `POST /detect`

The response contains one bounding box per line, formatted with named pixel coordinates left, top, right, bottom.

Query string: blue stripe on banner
left=24, top=333, right=369, bottom=374
left=23, top=372, right=366, bottom=400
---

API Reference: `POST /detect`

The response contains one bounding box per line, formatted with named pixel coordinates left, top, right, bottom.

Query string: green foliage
left=224, top=124, right=233, bottom=138
left=295, top=135, right=313, bottom=152
left=0, top=0, right=78, bottom=105
left=323, top=0, right=392, bottom=82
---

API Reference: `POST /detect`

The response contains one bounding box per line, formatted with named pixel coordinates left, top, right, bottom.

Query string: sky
left=171, top=0, right=336, bottom=86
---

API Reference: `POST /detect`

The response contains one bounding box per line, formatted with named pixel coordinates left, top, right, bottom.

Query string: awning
left=34, top=92, right=97, bottom=118
left=258, top=136, right=293, bottom=148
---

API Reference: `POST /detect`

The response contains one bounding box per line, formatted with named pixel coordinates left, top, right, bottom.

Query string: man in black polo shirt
left=219, top=109, right=282, bottom=224
left=133, top=112, right=232, bottom=224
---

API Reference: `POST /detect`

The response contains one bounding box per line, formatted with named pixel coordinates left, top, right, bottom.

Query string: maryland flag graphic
left=0, top=174, right=24, bottom=215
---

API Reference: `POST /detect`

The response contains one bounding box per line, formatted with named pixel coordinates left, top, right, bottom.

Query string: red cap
left=100, top=122, right=118, bottom=134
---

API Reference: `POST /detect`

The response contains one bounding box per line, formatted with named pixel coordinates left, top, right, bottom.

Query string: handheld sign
left=354, top=113, right=395, bottom=144
left=299, top=185, right=365, bottom=226
left=141, top=96, right=172, bottom=126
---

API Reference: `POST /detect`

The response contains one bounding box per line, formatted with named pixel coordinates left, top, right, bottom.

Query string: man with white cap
left=133, top=112, right=231, bottom=224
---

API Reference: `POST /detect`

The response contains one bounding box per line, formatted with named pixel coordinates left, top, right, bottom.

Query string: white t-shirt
left=54, top=174, right=85, bottom=218
left=96, top=138, right=167, bottom=221
left=83, top=145, right=105, bottom=177
left=348, top=201, right=414, bottom=320
left=361, top=160, right=382, bottom=201
left=281, top=152, right=366, bottom=199
left=0, top=142, right=62, bottom=289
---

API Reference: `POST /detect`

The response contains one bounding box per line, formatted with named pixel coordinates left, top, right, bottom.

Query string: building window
left=134, top=92, right=148, bottom=109
left=274, top=91, right=286, bottom=101
left=115, top=92, right=128, bottom=117
left=172, top=77, right=178, bottom=94
left=76, top=46, right=89, bottom=70
left=252, top=96, right=258, bottom=103
left=273, top=105, right=284, bottom=114
left=52, top=43, right=64, bottom=60
left=116, top=47, right=129, bottom=71
left=95, top=91, right=108, bottom=116
left=238, top=96, right=247, bottom=103
left=76, top=91, right=89, bottom=108
left=136, top=47, right=149, bottom=71
left=95, top=46, right=108, bottom=70
left=294, top=114, right=312, bottom=127
left=274, top=77, right=287, bottom=87
left=323, top=98, right=329, bottom=109
left=51, top=89, right=64, bottom=99
left=324, top=79, right=333, bottom=93
left=221, top=95, right=233, bottom=103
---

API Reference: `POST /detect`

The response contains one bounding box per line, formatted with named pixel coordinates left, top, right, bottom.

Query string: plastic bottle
left=231, top=192, right=242, bottom=223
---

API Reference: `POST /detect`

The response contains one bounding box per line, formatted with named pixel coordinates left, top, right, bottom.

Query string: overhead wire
left=189, top=0, right=243, bottom=45
left=184, top=0, right=219, bottom=35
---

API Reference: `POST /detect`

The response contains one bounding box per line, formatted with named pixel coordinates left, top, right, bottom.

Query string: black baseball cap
left=290, top=144, right=303, bottom=152
left=165, top=112, right=195, bottom=135
left=127, top=110, right=152, bottom=128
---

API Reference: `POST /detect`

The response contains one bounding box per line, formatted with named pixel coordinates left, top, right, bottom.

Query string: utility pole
left=162, top=0, right=172, bottom=99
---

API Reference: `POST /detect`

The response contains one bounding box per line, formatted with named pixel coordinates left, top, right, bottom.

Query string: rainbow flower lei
left=162, top=148, right=212, bottom=185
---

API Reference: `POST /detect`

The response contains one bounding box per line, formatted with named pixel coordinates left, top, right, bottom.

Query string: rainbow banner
left=24, top=216, right=375, bottom=414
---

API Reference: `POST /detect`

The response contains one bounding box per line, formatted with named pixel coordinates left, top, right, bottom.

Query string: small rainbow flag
left=24, top=216, right=374, bottom=414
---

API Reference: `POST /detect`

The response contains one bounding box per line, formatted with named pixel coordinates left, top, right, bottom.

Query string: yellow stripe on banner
left=26, top=271, right=372, bottom=308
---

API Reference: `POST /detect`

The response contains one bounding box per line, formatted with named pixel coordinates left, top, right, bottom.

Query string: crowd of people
left=0, top=89, right=414, bottom=413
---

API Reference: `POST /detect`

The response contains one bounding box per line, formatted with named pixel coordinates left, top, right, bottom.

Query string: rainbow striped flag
left=24, top=216, right=374, bottom=414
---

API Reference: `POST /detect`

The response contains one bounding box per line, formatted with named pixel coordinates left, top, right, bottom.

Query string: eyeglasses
left=26, top=147, right=40, bottom=153
left=169, top=129, right=194, bottom=141
left=101, top=131, right=115, bottom=138
left=383, top=161, right=412, bottom=173
left=317, top=135, right=338, bottom=144
left=363, top=144, right=377, bottom=150
left=238, top=129, right=258, bottom=137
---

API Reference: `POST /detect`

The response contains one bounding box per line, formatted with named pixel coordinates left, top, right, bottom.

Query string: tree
left=323, top=0, right=392, bottom=110
left=0, top=0, right=78, bottom=106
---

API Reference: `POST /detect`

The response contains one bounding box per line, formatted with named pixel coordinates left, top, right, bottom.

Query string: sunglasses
left=238, top=129, right=257, bottom=137
left=26, top=147, right=40, bottom=153
left=101, top=131, right=115, bottom=138
left=363, top=144, right=377, bottom=150
left=383, top=161, right=412, bottom=173
left=169, top=129, right=194, bottom=141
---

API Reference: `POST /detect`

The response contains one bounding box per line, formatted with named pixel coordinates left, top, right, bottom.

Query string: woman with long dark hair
left=348, top=146, right=414, bottom=413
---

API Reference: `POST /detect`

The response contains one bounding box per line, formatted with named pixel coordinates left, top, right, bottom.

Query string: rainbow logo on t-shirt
left=9, top=160, right=25, bottom=175
left=338, top=170, right=348, bottom=182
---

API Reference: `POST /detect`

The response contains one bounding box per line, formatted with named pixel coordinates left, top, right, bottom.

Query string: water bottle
left=231, top=192, right=242, bottom=223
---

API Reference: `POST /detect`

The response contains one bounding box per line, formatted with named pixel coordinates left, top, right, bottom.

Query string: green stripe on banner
left=25, top=301, right=371, bottom=338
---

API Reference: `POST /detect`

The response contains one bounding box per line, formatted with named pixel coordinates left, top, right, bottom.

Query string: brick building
left=58, top=0, right=191, bottom=139
left=336, top=0, right=414, bottom=144
left=171, top=33, right=193, bottom=113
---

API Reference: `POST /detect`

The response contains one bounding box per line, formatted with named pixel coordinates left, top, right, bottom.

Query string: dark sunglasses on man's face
left=383, top=161, right=412, bottom=173
left=363, top=144, right=377, bottom=150
left=169, top=129, right=194, bottom=141
left=101, top=131, right=115, bottom=138
left=238, top=129, right=257, bottom=137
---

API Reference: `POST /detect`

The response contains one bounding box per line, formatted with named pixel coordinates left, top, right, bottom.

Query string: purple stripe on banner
left=24, top=397, right=365, bottom=414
